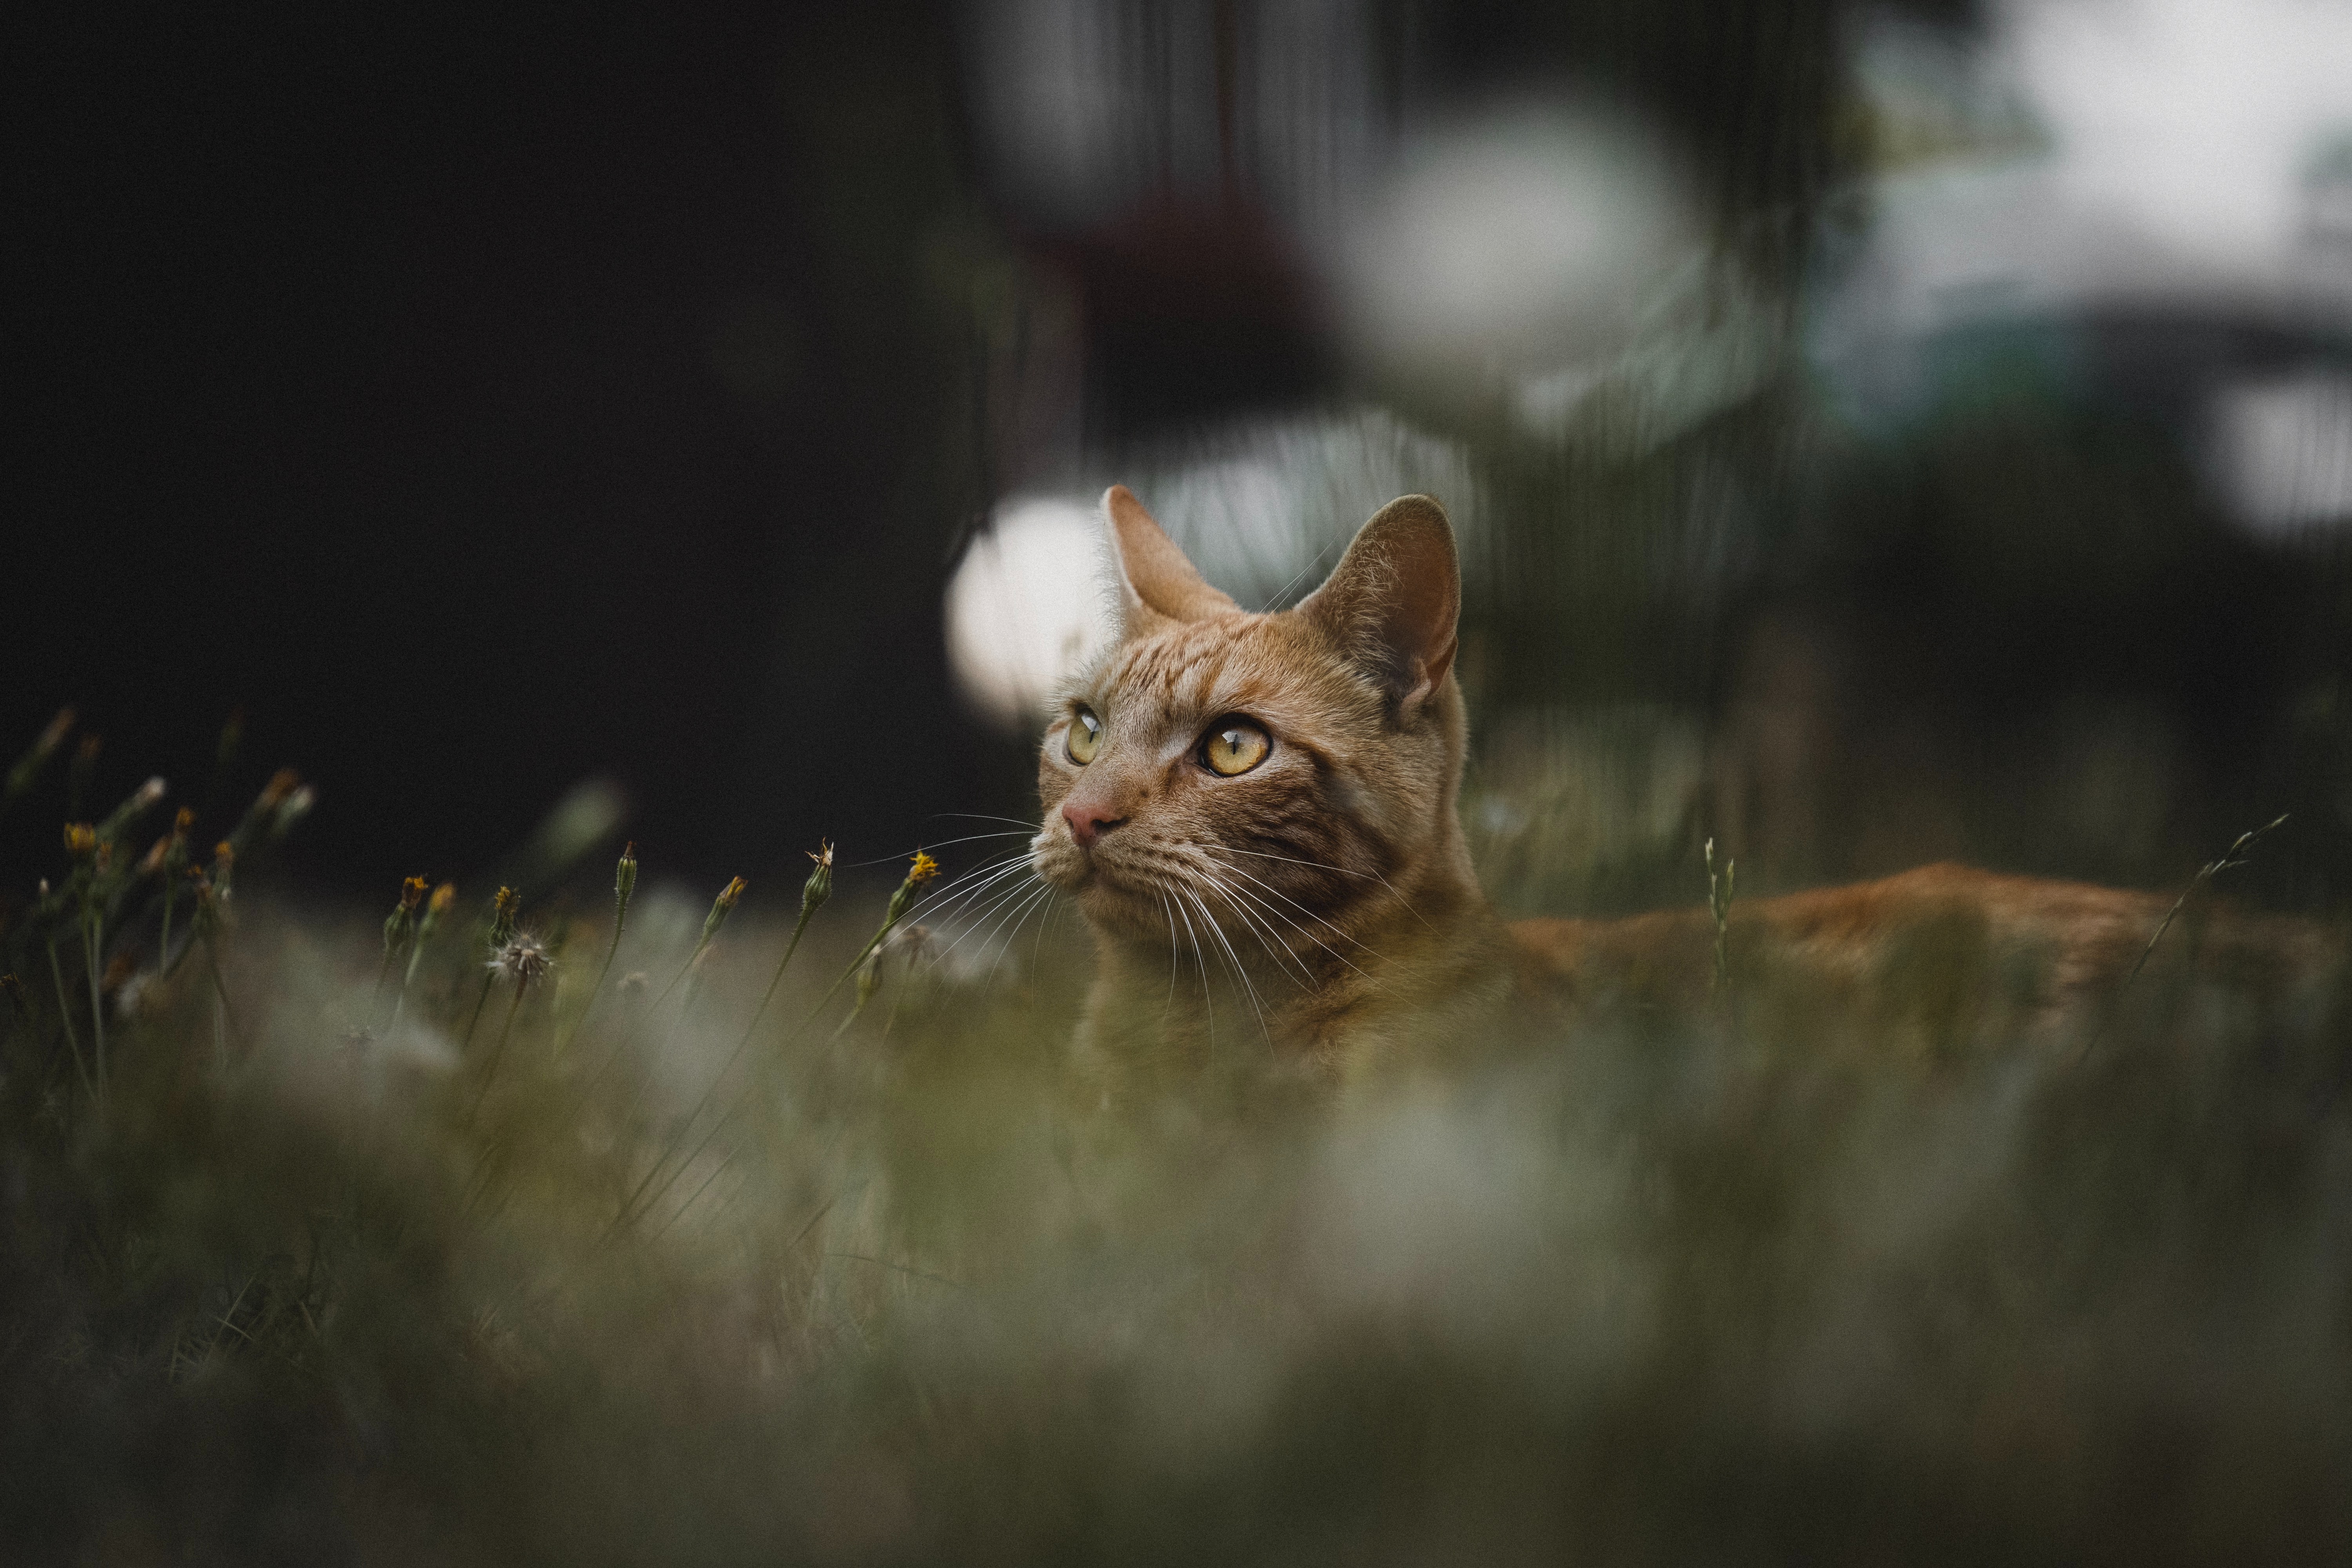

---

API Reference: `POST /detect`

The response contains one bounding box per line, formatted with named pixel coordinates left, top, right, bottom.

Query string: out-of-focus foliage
left=4, top=776, right=2351, bottom=1563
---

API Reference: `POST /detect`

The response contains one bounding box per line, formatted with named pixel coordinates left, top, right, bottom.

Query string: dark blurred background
left=9, top=0, right=2352, bottom=912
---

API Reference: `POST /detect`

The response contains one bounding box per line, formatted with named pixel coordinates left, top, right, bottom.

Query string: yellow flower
left=63, top=823, right=97, bottom=859
left=909, top=851, right=940, bottom=886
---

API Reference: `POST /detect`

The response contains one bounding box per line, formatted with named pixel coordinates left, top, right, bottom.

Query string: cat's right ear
left=1298, top=494, right=1461, bottom=715
left=1103, top=485, right=1238, bottom=627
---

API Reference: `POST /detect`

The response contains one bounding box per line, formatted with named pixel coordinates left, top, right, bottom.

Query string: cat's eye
left=1065, top=705, right=1103, bottom=765
left=1199, top=717, right=1271, bottom=777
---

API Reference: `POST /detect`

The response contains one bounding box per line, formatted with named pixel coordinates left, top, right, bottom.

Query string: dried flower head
left=488, top=932, right=554, bottom=987
left=802, top=840, right=835, bottom=916
left=399, top=875, right=428, bottom=912
left=488, top=886, right=521, bottom=948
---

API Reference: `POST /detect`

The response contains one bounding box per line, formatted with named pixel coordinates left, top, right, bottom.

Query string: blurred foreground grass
left=5, top=724, right=2352, bottom=1566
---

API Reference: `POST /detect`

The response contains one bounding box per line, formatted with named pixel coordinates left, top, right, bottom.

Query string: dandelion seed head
left=488, top=932, right=554, bottom=987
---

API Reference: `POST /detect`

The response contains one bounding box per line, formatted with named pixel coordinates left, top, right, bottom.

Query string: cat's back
left=1509, top=863, right=2342, bottom=1055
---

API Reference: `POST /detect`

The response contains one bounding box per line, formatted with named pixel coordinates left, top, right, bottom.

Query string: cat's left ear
left=1298, top=495, right=1460, bottom=714
left=1103, top=485, right=1239, bottom=626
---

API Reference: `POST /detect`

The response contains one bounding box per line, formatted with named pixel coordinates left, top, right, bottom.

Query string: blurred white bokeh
left=2010, top=0, right=2352, bottom=282
left=2209, top=372, right=2352, bottom=535
left=1334, top=103, right=1700, bottom=381
left=945, top=497, right=1115, bottom=731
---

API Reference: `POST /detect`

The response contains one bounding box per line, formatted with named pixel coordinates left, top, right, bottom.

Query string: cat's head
left=1031, top=485, right=1471, bottom=948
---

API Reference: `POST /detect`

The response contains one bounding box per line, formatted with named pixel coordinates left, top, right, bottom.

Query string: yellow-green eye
left=1065, top=705, right=1103, bottom=765
left=1199, top=717, right=1270, bottom=777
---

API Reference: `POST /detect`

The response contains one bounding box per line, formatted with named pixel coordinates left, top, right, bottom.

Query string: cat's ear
left=1103, top=485, right=1238, bottom=625
left=1298, top=495, right=1460, bottom=713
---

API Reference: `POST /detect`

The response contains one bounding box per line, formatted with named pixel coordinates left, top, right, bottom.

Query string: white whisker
left=1157, top=891, right=1179, bottom=1016
left=922, top=866, right=1046, bottom=974
left=1182, top=884, right=1273, bottom=1055
left=1216, top=845, right=1435, bottom=931
left=918, top=855, right=1040, bottom=927
left=844, top=829, right=1031, bottom=867
left=1203, top=853, right=1379, bottom=975
left=1196, top=873, right=1316, bottom=989
left=984, top=883, right=1058, bottom=987
left=1168, top=887, right=1215, bottom=1054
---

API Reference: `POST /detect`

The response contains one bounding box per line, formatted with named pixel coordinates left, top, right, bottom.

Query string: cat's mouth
left=1030, top=836, right=1179, bottom=937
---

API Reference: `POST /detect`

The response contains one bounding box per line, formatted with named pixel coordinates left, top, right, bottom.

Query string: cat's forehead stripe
left=1105, top=617, right=1249, bottom=699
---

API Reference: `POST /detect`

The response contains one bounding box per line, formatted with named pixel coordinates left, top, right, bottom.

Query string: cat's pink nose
left=1062, top=800, right=1126, bottom=849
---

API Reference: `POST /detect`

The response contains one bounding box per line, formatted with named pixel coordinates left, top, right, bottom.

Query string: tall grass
left=3, top=722, right=2351, bottom=1565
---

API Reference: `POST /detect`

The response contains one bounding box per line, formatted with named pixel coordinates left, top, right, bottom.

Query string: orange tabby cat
left=1029, top=486, right=2342, bottom=1087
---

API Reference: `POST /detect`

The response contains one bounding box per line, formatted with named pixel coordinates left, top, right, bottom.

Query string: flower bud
left=488, top=886, right=521, bottom=949
left=614, top=841, right=639, bottom=929
left=384, top=875, right=428, bottom=955
left=801, top=840, right=835, bottom=920
left=701, top=876, right=748, bottom=943
left=883, top=850, right=939, bottom=928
